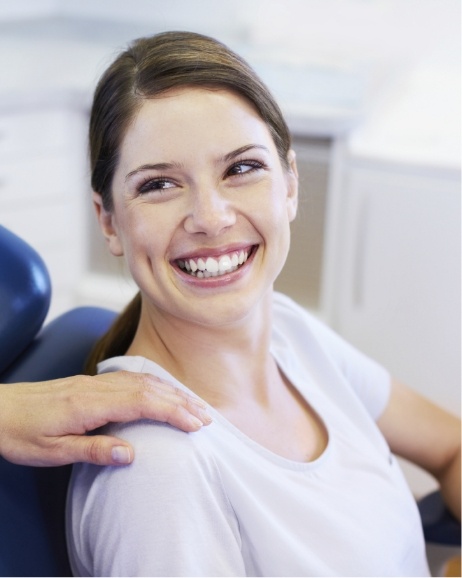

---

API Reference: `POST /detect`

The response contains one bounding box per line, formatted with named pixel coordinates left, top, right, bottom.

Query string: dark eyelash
left=138, top=176, right=171, bottom=194
left=227, top=159, right=266, bottom=176
left=135, top=159, right=265, bottom=194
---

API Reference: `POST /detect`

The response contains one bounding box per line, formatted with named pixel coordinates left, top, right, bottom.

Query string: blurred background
left=0, top=0, right=460, bottom=497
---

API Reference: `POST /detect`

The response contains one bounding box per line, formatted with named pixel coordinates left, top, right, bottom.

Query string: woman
left=67, top=31, right=460, bottom=576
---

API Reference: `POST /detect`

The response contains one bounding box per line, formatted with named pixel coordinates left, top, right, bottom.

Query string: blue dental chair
left=0, top=225, right=116, bottom=577
left=0, top=225, right=459, bottom=577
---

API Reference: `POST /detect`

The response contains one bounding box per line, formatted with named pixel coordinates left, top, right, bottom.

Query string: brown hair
left=86, top=31, right=292, bottom=374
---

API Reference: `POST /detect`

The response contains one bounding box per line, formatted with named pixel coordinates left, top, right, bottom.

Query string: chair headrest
left=0, top=225, right=51, bottom=373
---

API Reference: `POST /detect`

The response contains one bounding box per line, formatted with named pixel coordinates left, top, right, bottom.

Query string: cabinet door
left=328, top=164, right=460, bottom=414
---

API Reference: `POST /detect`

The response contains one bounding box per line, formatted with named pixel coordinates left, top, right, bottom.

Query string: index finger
left=85, top=371, right=212, bottom=432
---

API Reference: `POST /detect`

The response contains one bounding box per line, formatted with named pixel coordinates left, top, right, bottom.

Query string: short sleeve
left=67, top=421, right=245, bottom=577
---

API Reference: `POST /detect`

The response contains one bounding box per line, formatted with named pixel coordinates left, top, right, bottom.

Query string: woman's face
left=95, top=87, right=298, bottom=327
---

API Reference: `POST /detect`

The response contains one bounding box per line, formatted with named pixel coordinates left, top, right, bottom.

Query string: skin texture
left=93, top=86, right=460, bottom=520
left=0, top=371, right=211, bottom=466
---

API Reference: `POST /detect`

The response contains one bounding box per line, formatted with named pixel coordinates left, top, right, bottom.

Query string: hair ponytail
left=85, top=292, right=141, bottom=375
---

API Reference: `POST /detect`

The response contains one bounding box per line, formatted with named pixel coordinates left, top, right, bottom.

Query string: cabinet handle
left=352, top=194, right=369, bottom=307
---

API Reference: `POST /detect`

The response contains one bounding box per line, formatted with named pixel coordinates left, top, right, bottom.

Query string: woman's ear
left=92, top=192, right=124, bottom=256
left=285, top=149, right=298, bottom=222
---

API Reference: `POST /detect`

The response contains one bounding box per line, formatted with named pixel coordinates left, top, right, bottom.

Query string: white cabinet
left=0, top=105, right=89, bottom=320
left=325, top=158, right=460, bottom=411
left=322, top=153, right=460, bottom=495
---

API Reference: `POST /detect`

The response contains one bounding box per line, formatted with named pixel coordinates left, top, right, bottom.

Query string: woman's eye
left=138, top=178, right=175, bottom=194
left=226, top=160, right=264, bottom=177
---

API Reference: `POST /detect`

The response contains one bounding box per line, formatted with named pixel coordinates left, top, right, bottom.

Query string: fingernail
left=199, top=410, right=212, bottom=424
left=189, top=416, right=205, bottom=429
left=112, top=446, right=132, bottom=464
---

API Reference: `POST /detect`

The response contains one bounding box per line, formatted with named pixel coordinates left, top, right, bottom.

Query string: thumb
left=66, top=434, right=134, bottom=466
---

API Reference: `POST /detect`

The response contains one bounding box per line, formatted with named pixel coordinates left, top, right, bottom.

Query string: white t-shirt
left=67, top=292, right=429, bottom=577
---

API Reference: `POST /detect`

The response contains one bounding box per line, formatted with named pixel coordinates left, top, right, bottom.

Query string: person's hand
left=0, top=372, right=212, bottom=467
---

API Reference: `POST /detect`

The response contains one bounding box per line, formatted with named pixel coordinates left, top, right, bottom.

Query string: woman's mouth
left=176, top=246, right=255, bottom=278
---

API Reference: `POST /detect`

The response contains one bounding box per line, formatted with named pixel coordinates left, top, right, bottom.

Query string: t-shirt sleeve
left=67, top=421, right=245, bottom=577
left=273, top=293, right=391, bottom=420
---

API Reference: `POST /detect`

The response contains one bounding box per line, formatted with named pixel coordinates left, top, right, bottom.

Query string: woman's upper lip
left=172, top=243, right=257, bottom=261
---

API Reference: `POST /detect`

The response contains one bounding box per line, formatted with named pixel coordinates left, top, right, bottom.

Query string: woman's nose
left=183, top=188, right=236, bottom=236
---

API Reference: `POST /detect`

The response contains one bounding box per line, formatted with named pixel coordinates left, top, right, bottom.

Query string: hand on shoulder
left=0, top=371, right=211, bottom=467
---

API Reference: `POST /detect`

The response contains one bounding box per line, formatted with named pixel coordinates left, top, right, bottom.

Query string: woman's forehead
left=131, top=86, right=264, bottom=129
left=118, top=87, right=276, bottom=164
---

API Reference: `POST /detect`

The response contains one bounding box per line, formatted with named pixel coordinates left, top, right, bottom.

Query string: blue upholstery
left=0, top=226, right=116, bottom=577
left=418, top=490, right=461, bottom=547
left=0, top=307, right=116, bottom=578
left=0, top=225, right=51, bottom=375
left=2, top=307, right=117, bottom=384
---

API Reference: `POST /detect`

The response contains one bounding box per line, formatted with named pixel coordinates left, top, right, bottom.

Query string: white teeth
left=219, top=255, right=232, bottom=272
left=177, top=248, right=252, bottom=277
left=205, top=257, right=218, bottom=273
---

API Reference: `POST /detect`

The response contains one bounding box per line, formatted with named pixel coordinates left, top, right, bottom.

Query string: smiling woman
left=91, top=85, right=297, bottom=340
left=66, top=31, right=460, bottom=577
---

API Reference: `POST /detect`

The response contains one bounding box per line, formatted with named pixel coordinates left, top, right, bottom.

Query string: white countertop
left=347, top=58, right=461, bottom=171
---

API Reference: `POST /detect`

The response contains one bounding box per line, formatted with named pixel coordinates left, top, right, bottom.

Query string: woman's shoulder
left=272, top=291, right=323, bottom=332
left=108, top=418, right=215, bottom=474
left=271, top=291, right=332, bottom=350
left=97, top=354, right=160, bottom=376
left=93, top=355, right=220, bottom=474
left=271, top=291, right=391, bottom=420
left=67, top=420, right=233, bottom=576
left=70, top=419, right=219, bottom=513
left=272, top=290, right=367, bottom=358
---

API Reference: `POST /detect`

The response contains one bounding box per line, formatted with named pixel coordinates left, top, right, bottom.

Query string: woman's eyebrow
left=221, top=144, right=270, bottom=163
left=125, top=145, right=269, bottom=181
left=125, top=161, right=184, bottom=182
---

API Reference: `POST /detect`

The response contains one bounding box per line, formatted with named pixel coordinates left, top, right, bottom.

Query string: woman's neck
left=126, top=292, right=329, bottom=463
left=125, top=292, right=276, bottom=406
